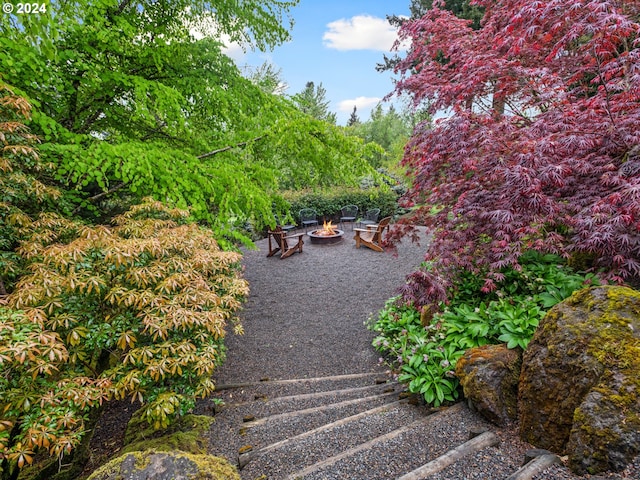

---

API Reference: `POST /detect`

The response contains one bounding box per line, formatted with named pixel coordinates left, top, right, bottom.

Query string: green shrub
left=283, top=186, right=400, bottom=224
left=370, top=298, right=463, bottom=407
left=0, top=199, right=248, bottom=473
left=369, top=251, right=601, bottom=406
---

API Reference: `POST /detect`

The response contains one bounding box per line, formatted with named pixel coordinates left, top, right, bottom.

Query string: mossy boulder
left=455, top=343, right=522, bottom=426
left=85, top=409, right=238, bottom=479
left=123, top=412, right=214, bottom=455
left=518, top=285, right=640, bottom=475
left=86, top=450, right=240, bottom=480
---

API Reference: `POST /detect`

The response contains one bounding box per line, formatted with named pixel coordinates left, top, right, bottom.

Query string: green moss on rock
left=86, top=449, right=240, bottom=480
left=519, top=285, right=640, bottom=475
left=123, top=412, right=214, bottom=455
left=455, top=344, right=522, bottom=426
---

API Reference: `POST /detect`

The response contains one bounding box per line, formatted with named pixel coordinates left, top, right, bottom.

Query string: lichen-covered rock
left=455, top=343, right=521, bottom=426
left=86, top=450, right=240, bottom=480
left=518, top=285, right=640, bottom=475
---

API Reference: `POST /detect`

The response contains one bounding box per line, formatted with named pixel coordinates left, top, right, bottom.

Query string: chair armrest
left=285, top=232, right=305, bottom=239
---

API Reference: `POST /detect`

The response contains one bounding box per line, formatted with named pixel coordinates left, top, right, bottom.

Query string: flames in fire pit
left=308, top=220, right=344, bottom=244
left=315, top=220, right=338, bottom=237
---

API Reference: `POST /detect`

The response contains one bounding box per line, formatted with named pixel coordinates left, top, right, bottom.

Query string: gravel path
left=213, top=226, right=428, bottom=384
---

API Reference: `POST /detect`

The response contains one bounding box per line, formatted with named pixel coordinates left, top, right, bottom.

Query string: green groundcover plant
left=369, top=251, right=600, bottom=406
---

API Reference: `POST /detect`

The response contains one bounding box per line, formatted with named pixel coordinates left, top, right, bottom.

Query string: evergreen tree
left=347, top=106, right=360, bottom=126
left=407, top=0, right=483, bottom=28
left=291, top=81, right=337, bottom=124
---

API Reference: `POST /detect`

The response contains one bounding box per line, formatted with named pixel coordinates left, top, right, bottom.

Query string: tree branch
left=115, top=0, right=133, bottom=16
left=197, top=135, right=265, bottom=159
left=72, top=182, right=129, bottom=214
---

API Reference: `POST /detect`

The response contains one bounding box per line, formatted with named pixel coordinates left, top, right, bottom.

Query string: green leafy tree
left=290, top=81, right=338, bottom=124
left=1, top=0, right=372, bottom=245
left=361, top=105, right=409, bottom=153
left=246, top=61, right=288, bottom=95
left=349, top=105, right=411, bottom=169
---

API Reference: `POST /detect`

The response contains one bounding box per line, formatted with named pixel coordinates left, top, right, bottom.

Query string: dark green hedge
left=283, top=187, right=401, bottom=225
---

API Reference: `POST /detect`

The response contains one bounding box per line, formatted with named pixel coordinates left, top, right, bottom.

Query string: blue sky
left=226, top=0, right=411, bottom=125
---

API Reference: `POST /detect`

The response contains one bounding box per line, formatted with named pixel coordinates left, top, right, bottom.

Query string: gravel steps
left=286, top=401, right=495, bottom=480
left=239, top=401, right=422, bottom=478
left=212, top=372, right=390, bottom=405
left=229, top=383, right=400, bottom=418
left=238, top=391, right=402, bottom=448
left=203, top=372, right=568, bottom=480
left=202, top=372, right=400, bottom=474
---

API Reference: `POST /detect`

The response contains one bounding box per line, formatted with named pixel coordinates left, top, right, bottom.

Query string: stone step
left=211, top=371, right=391, bottom=406
left=276, top=403, right=500, bottom=480
left=281, top=416, right=431, bottom=479
left=238, top=391, right=406, bottom=452
left=204, top=372, right=399, bottom=469
left=243, top=391, right=401, bottom=428
left=227, top=381, right=402, bottom=418
left=239, top=401, right=427, bottom=477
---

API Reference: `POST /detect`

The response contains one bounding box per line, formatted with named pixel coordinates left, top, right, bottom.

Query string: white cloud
left=188, top=12, right=247, bottom=62
left=220, top=38, right=246, bottom=62
left=323, top=15, right=404, bottom=52
left=337, top=96, right=381, bottom=112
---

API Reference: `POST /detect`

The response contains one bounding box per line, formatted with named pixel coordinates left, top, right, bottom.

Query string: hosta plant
left=370, top=298, right=462, bottom=407
left=371, top=252, right=599, bottom=406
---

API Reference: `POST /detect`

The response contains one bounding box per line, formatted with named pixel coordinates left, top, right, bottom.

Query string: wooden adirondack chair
left=267, top=226, right=305, bottom=259
left=353, top=216, right=391, bottom=252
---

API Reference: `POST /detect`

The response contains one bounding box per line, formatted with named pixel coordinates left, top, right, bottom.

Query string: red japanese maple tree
left=391, top=0, right=640, bottom=305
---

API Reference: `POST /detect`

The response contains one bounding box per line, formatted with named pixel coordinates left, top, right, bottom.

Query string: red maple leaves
left=392, top=0, right=640, bottom=304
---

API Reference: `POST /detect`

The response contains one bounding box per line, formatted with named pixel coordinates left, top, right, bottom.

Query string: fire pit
left=308, top=220, right=344, bottom=245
